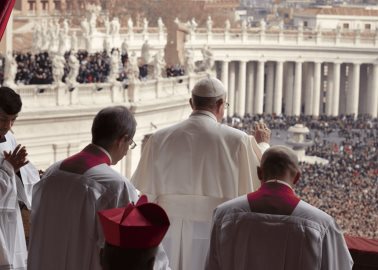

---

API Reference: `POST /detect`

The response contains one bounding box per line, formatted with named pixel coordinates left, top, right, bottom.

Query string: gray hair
left=92, top=106, right=137, bottom=149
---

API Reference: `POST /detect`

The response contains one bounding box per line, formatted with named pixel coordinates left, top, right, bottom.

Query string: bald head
left=258, top=146, right=300, bottom=184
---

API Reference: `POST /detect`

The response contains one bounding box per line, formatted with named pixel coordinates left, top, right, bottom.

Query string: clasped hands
left=3, top=144, right=29, bottom=172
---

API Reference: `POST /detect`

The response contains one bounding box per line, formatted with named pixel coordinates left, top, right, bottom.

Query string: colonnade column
left=304, top=63, right=314, bottom=115
left=273, top=61, right=284, bottom=115
left=346, top=63, right=360, bottom=116
left=255, top=60, right=265, bottom=114
left=265, top=62, right=274, bottom=114
left=332, top=62, right=341, bottom=116
left=237, top=61, right=247, bottom=116
left=228, top=62, right=236, bottom=116
left=246, top=62, right=255, bottom=115
left=326, top=63, right=334, bottom=116
left=367, top=63, right=378, bottom=117
left=221, top=61, right=229, bottom=94
left=48, top=0, right=54, bottom=12
left=284, top=62, right=294, bottom=116
left=312, top=62, right=322, bottom=117
left=35, top=0, right=42, bottom=14
left=293, top=61, right=303, bottom=116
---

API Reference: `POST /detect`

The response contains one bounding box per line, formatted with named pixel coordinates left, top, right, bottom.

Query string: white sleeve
left=153, top=244, right=172, bottom=270
left=0, top=159, right=17, bottom=210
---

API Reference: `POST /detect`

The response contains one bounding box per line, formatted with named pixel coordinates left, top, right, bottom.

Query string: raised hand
left=253, top=122, right=271, bottom=144
left=3, top=144, right=29, bottom=172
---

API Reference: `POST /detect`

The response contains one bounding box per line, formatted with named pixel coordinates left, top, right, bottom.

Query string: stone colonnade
left=218, top=60, right=378, bottom=118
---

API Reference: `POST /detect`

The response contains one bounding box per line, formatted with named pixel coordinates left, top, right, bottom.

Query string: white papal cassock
left=132, top=110, right=269, bottom=270
left=205, top=181, right=353, bottom=270
left=0, top=132, right=40, bottom=270
left=28, top=144, right=170, bottom=270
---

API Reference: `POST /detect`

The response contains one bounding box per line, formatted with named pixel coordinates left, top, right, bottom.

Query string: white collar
left=265, top=179, right=294, bottom=191
left=191, top=110, right=217, bottom=122
left=93, top=144, right=113, bottom=164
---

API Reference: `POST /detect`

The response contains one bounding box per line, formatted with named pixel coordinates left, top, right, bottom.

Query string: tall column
left=312, top=62, right=322, bottom=117
left=255, top=60, right=265, bottom=114
left=228, top=62, right=236, bottom=116
left=265, top=62, right=275, bottom=114
left=304, top=63, right=314, bottom=116
left=273, top=61, right=284, bottom=115
left=246, top=62, right=255, bottom=115
left=238, top=61, right=247, bottom=116
left=339, top=64, right=348, bottom=115
left=284, top=62, right=294, bottom=116
left=332, top=62, right=341, bottom=116
left=48, top=0, right=54, bottom=12
left=221, top=61, right=229, bottom=94
left=326, top=63, right=334, bottom=116
left=367, top=63, right=378, bottom=117
left=21, top=0, right=29, bottom=15
left=359, top=65, right=369, bottom=114
left=293, top=61, right=303, bottom=116
left=347, top=63, right=360, bottom=116
left=35, top=0, right=42, bottom=14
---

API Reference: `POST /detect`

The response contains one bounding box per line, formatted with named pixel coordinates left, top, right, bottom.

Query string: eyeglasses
left=129, top=138, right=137, bottom=150
left=224, top=102, right=230, bottom=109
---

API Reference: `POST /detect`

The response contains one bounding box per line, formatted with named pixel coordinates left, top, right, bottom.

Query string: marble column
left=246, top=62, right=255, bottom=115
left=293, top=61, right=303, bottom=116
left=312, top=62, right=322, bottom=117
left=367, top=64, right=378, bottom=117
left=228, top=62, right=236, bottom=116
left=332, top=62, right=341, bottom=116
left=265, top=62, right=275, bottom=114
left=339, top=64, right=348, bottom=115
left=35, top=0, right=42, bottom=14
left=284, top=62, right=294, bottom=116
left=255, top=60, right=265, bottom=114
left=359, top=65, right=369, bottom=114
left=304, top=63, right=314, bottom=116
left=238, top=61, right=247, bottom=116
left=221, top=61, right=229, bottom=95
left=326, top=63, right=334, bottom=116
left=346, top=63, right=360, bottom=116
left=273, top=61, right=284, bottom=115
left=48, top=0, right=54, bottom=12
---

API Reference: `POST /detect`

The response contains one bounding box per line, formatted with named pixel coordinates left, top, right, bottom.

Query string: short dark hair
left=191, top=94, right=223, bottom=110
left=0, top=87, right=22, bottom=114
left=260, top=146, right=299, bottom=180
left=92, top=106, right=137, bottom=149
left=100, top=242, right=157, bottom=270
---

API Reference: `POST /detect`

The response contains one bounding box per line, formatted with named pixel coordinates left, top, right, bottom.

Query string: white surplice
left=28, top=144, right=170, bottom=270
left=206, top=195, right=354, bottom=270
left=131, top=111, right=268, bottom=270
left=0, top=131, right=40, bottom=270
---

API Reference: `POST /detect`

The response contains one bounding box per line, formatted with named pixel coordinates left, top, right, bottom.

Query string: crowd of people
left=226, top=114, right=378, bottom=239
left=0, top=50, right=187, bottom=86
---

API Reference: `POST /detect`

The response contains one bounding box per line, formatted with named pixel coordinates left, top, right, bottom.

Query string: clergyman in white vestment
left=0, top=86, right=40, bottom=270
left=132, top=77, right=271, bottom=270
left=28, top=106, right=170, bottom=270
left=206, top=145, right=353, bottom=270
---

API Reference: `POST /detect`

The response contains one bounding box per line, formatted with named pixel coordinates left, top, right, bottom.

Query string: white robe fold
left=0, top=132, right=40, bottom=270
left=132, top=111, right=268, bottom=270
left=206, top=195, right=353, bottom=270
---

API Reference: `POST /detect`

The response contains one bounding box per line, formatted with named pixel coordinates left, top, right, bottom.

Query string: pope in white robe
left=132, top=77, right=270, bottom=270
left=206, top=146, right=353, bottom=270
left=0, top=131, right=40, bottom=270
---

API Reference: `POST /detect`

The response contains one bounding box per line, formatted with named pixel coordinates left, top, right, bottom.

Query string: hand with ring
left=253, top=122, right=271, bottom=144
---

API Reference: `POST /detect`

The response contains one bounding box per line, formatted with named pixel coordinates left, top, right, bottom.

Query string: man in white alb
left=28, top=106, right=170, bottom=270
left=206, top=145, right=353, bottom=270
left=132, top=77, right=271, bottom=270
left=0, top=86, right=40, bottom=270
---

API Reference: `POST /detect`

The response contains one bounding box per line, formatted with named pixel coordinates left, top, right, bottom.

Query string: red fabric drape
left=345, top=234, right=378, bottom=270
left=0, top=0, right=16, bottom=41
